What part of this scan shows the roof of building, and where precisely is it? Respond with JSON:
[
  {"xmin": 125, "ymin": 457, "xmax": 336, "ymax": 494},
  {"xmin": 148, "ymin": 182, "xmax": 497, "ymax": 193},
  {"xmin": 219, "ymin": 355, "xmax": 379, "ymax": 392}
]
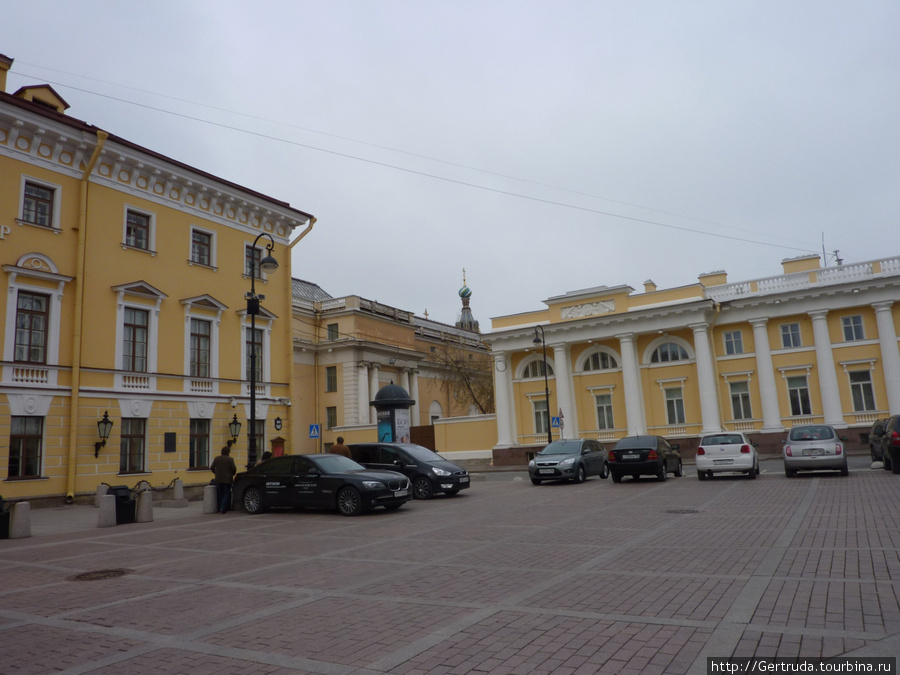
[{"xmin": 292, "ymin": 278, "xmax": 333, "ymax": 303}]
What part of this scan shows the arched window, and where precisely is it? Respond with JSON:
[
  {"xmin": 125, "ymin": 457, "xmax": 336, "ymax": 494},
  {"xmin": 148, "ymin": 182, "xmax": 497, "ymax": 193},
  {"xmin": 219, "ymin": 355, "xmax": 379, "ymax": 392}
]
[
  {"xmin": 583, "ymin": 351, "xmax": 618, "ymax": 372},
  {"xmin": 651, "ymin": 342, "xmax": 689, "ymax": 363},
  {"xmin": 522, "ymin": 360, "xmax": 553, "ymax": 378}
]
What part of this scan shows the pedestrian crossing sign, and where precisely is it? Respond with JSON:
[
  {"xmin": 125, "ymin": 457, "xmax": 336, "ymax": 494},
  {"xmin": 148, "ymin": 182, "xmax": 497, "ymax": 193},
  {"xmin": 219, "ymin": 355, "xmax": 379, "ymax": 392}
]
[{"xmin": 309, "ymin": 424, "xmax": 320, "ymax": 439}]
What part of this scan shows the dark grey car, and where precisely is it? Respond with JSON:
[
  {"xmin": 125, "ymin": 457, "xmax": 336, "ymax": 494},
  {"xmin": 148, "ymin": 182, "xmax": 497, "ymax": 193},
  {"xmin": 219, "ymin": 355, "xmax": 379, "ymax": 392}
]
[
  {"xmin": 349, "ymin": 442, "xmax": 470, "ymax": 499},
  {"xmin": 528, "ymin": 439, "xmax": 609, "ymax": 485},
  {"xmin": 879, "ymin": 415, "xmax": 900, "ymax": 474},
  {"xmin": 869, "ymin": 418, "xmax": 889, "ymax": 462},
  {"xmin": 608, "ymin": 435, "xmax": 682, "ymax": 482}
]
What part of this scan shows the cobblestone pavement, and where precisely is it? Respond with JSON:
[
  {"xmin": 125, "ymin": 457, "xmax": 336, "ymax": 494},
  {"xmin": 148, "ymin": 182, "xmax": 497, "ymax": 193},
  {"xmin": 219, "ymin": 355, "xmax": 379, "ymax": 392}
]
[{"xmin": 1, "ymin": 458, "xmax": 898, "ymax": 674}]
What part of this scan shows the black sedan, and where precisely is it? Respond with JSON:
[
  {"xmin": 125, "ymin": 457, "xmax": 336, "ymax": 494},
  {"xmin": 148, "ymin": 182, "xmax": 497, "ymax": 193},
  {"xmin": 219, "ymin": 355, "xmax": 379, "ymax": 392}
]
[
  {"xmin": 234, "ymin": 454, "xmax": 411, "ymax": 516},
  {"xmin": 608, "ymin": 435, "xmax": 682, "ymax": 482}
]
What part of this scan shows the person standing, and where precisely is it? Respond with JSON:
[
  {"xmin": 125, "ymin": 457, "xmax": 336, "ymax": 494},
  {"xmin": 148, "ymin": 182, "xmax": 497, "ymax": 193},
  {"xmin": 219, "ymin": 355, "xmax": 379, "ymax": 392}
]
[
  {"xmin": 330, "ymin": 436, "xmax": 351, "ymax": 458},
  {"xmin": 211, "ymin": 442, "xmax": 237, "ymax": 514}
]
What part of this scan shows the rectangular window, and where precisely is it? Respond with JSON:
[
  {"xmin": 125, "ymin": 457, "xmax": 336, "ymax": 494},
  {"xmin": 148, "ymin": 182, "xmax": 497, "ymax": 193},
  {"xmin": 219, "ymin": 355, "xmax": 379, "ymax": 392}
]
[
  {"xmin": 245, "ymin": 327, "xmax": 263, "ymax": 381},
  {"xmin": 665, "ymin": 388, "xmax": 686, "ymax": 425},
  {"xmin": 123, "ymin": 307, "xmax": 149, "ymax": 372},
  {"xmin": 23, "ymin": 181, "xmax": 54, "ymax": 227},
  {"xmin": 327, "ymin": 323, "xmax": 339, "ymax": 341},
  {"xmin": 120, "ymin": 418, "xmax": 146, "ymax": 473},
  {"xmin": 730, "ymin": 381, "xmax": 752, "ymax": 420},
  {"xmin": 326, "ymin": 406, "xmax": 337, "ymax": 430},
  {"xmin": 787, "ymin": 375, "xmax": 812, "ymax": 416},
  {"xmin": 724, "ymin": 330, "xmax": 743, "ymax": 355},
  {"xmin": 781, "ymin": 323, "xmax": 801, "ymax": 349},
  {"xmin": 326, "ymin": 366, "xmax": 337, "ymax": 392},
  {"xmin": 248, "ymin": 420, "xmax": 266, "ymax": 455},
  {"xmin": 14, "ymin": 291, "xmax": 49, "ymax": 364},
  {"xmin": 849, "ymin": 371, "xmax": 876, "ymax": 411},
  {"xmin": 594, "ymin": 394, "xmax": 614, "ymax": 430},
  {"xmin": 189, "ymin": 419, "xmax": 210, "ymax": 469},
  {"xmin": 191, "ymin": 230, "xmax": 212, "ymax": 266},
  {"xmin": 842, "ymin": 315, "xmax": 865, "ymax": 342},
  {"xmin": 8, "ymin": 416, "xmax": 43, "ymax": 478},
  {"xmin": 125, "ymin": 210, "xmax": 150, "ymax": 250},
  {"xmin": 533, "ymin": 399, "xmax": 549, "ymax": 435},
  {"xmin": 190, "ymin": 318, "xmax": 211, "ymax": 378},
  {"xmin": 245, "ymin": 245, "xmax": 261, "ymax": 277}
]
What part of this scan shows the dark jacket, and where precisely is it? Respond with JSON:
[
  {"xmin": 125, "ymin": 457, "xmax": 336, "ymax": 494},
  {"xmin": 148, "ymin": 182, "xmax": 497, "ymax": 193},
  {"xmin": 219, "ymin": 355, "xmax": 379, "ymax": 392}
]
[{"xmin": 211, "ymin": 454, "xmax": 237, "ymax": 484}]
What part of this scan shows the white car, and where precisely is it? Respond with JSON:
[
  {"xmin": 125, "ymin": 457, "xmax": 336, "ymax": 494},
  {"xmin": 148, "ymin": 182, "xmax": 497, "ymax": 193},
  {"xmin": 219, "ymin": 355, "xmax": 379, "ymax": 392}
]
[{"xmin": 696, "ymin": 432, "xmax": 759, "ymax": 480}]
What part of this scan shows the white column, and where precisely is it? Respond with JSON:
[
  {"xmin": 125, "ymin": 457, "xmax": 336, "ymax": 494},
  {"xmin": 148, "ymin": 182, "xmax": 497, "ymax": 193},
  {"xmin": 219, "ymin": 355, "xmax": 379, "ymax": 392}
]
[
  {"xmin": 368, "ymin": 364, "xmax": 380, "ymax": 424},
  {"xmin": 874, "ymin": 302, "xmax": 900, "ymax": 414},
  {"xmin": 357, "ymin": 363, "xmax": 369, "ymax": 424},
  {"xmin": 551, "ymin": 343, "xmax": 579, "ymax": 438},
  {"xmin": 689, "ymin": 323, "xmax": 722, "ymax": 434},
  {"xmin": 409, "ymin": 370, "xmax": 420, "ymax": 425},
  {"xmin": 399, "ymin": 369, "xmax": 410, "ymax": 394},
  {"xmin": 493, "ymin": 352, "xmax": 515, "ymax": 447},
  {"xmin": 750, "ymin": 318, "xmax": 784, "ymax": 432},
  {"xmin": 617, "ymin": 333, "xmax": 646, "ymax": 435},
  {"xmin": 809, "ymin": 310, "xmax": 845, "ymax": 427}
]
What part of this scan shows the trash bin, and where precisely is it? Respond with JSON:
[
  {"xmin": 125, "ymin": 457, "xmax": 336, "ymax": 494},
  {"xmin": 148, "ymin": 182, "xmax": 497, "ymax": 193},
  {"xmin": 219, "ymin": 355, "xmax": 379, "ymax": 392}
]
[
  {"xmin": 0, "ymin": 496, "xmax": 9, "ymax": 539},
  {"xmin": 107, "ymin": 485, "xmax": 136, "ymax": 525}
]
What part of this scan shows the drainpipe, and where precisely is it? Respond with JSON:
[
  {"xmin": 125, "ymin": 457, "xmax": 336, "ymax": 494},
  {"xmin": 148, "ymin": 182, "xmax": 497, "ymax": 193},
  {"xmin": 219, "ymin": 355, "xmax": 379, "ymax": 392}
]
[
  {"xmin": 65, "ymin": 130, "xmax": 108, "ymax": 503},
  {"xmin": 286, "ymin": 217, "xmax": 316, "ymax": 453}
]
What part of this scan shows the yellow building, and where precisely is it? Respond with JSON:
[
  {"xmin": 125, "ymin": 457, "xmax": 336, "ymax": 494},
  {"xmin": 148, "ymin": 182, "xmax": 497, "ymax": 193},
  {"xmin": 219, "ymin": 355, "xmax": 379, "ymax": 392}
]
[
  {"xmin": 486, "ymin": 254, "xmax": 900, "ymax": 463},
  {"xmin": 289, "ymin": 282, "xmax": 491, "ymax": 454},
  {"xmin": 1, "ymin": 57, "xmax": 313, "ymax": 502}
]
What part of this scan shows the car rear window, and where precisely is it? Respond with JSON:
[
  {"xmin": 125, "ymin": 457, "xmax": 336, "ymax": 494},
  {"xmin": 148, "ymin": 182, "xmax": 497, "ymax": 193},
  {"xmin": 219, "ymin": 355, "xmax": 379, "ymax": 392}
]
[
  {"xmin": 700, "ymin": 435, "xmax": 743, "ymax": 445},
  {"xmin": 789, "ymin": 426, "xmax": 835, "ymax": 441}
]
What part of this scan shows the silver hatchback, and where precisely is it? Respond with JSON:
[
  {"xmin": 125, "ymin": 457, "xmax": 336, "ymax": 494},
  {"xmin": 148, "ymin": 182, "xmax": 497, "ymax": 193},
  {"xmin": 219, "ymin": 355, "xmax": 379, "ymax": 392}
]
[{"xmin": 783, "ymin": 424, "xmax": 849, "ymax": 477}]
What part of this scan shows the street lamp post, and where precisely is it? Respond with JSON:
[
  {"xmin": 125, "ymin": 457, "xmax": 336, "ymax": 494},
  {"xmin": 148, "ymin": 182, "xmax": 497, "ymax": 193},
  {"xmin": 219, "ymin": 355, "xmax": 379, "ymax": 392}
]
[
  {"xmin": 246, "ymin": 232, "xmax": 278, "ymax": 469},
  {"xmin": 533, "ymin": 326, "xmax": 552, "ymax": 445}
]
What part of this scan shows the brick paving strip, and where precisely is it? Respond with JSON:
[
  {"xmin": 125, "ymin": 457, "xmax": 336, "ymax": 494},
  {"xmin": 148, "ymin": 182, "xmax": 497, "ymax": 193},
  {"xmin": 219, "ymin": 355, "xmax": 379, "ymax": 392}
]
[{"xmin": 2, "ymin": 463, "xmax": 899, "ymax": 674}]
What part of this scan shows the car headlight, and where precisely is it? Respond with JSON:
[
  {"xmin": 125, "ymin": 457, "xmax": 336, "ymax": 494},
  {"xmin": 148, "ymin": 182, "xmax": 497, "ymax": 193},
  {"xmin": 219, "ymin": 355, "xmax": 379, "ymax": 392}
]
[
  {"xmin": 361, "ymin": 481, "xmax": 384, "ymax": 489},
  {"xmin": 528, "ymin": 459, "xmax": 535, "ymax": 468},
  {"xmin": 559, "ymin": 457, "xmax": 575, "ymax": 466},
  {"xmin": 432, "ymin": 467, "xmax": 451, "ymax": 476}
]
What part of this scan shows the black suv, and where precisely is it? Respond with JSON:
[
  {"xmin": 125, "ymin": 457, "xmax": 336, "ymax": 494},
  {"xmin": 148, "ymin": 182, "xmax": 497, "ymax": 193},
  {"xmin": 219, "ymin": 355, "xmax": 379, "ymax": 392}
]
[
  {"xmin": 879, "ymin": 415, "xmax": 900, "ymax": 473},
  {"xmin": 869, "ymin": 418, "xmax": 889, "ymax": 461},
  {"xmin": 608, "ymin": 435, "xmax": 682, "ymax": 483},
  {"xmin": 349, "ymin": 442, "xmax": 470, "ymax": 499}
]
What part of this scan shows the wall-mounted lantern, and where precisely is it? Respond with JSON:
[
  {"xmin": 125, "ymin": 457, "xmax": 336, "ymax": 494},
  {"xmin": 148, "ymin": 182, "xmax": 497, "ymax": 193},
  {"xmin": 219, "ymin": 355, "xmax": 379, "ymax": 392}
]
[{"xmin": 94, "ymin": 410, "xmax": 114, "ymax": 458}]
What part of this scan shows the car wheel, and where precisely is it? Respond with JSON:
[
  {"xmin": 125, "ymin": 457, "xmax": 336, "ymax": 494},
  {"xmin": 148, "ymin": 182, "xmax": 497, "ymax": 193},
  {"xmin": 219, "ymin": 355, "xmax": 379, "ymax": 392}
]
[
  {"xmin": 657, "ymin": 464, "xmax": 668, "ymax": 481},
  {"xmin": 785, "ymin": 467, "xmax": 796, "ymax": 478},
  {"xmin": 530, "ymin": 477, "xmax": 542, "ymax": 485},
  {"xmin": 674, "ymin": 460, "xmax": 683, "ymax": 477},
  {"xmin": 892, "ymin": 449, "xmax": 900, "ymax": 475},
  {"xmin": 242, "ymin": 487, "xmax": 264, "ymax": 514},
  {"xmin": 599, "ymin": 462, "xmax": 609, "ymax": 479},
  {"xmin": 883, "ymin": 451, "xmax": 892, "ymax": 470},
  {"xmin": 337, "ymin": 486, "xmax": 363, "ymax": 516},
  {"xmin": 698, "ymin": 470, "xmax": 707, "ymax": 481},
  {"xmin": 611, "ymin": 473, "xmax": 622, "ymax": 483},
  {"xmin": 748, "ymin": 463, "xmax": 758, "ymax": 479},
  {"xmin": 841, "ymin": 464, "xmax": 849, "ymax": 477},
  {"xmin": 413, "ymin": 476, "xmax": 434, "ymax": 499},
  {"xmin": 574, "ymin": 465, "xmax": 586, "ymax": 484},
  {"xmin": 632, "ymin": 474, "xmax": 640, "ymax": 481}
]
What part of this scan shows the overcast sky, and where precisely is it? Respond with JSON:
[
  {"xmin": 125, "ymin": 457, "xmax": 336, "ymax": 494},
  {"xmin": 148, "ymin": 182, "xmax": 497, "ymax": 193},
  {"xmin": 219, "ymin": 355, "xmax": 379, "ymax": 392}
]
[{"xmin": 4, "ymin": 1, "xmax": 899, "ymax": 328}]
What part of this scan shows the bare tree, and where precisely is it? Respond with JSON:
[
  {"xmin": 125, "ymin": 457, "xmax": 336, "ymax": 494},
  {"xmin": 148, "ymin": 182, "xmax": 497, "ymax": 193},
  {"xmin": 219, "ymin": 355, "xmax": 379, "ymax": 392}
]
[{"xmin": 429, "ymin": 343, "xmax": 495, "ymax": 415}]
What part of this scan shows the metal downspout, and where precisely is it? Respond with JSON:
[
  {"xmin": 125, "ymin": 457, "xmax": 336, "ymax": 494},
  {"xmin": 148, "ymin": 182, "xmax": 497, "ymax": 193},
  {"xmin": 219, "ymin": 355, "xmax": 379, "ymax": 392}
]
[
  {"xmin": 286, "ymin": 217, "xmax": 315, "ymax": 452},
  {"xmin": 65, "ymin": 130, "xmax": 108, "ymax": 503}
]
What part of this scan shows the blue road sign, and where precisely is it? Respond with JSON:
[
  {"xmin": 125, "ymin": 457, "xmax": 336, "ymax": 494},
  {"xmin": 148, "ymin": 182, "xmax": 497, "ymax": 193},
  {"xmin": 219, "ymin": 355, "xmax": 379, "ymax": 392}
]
[
  {"xmin": 309, "ymin": 424, "xmax": 320, "ymax": 439},
  {"xmin": 551, "ymin": 417, "xmax": 561, "ymax": 428}
]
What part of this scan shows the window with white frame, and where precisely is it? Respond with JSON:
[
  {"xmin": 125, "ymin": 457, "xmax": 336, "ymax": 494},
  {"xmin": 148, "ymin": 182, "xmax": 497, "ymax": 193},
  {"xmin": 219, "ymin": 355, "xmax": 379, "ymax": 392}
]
[
  {"xmin": 533, "ymin": 399, "xmax": 549, "ymax": 435},
  {"xmin": 21, "ymin": 180, "xmax": 57, "ymax": 228},
  {"xmin": 123, "ymin": 307, "xmax": 149, "ymax": 372},
  {"xmin": 189, "ymin": 419, "xmax": 210, "ymax": 469},
  {"xmin": 849, "ymin": 371, "xmax": 876, "ymax": 411},
  {"xmin": 594, "ymin": 393, "xmax": 614, "ymax": 430},
  {"xmin": 190, "ymin": 228, "xmax": 214, "ymax": 267},
  {"xmin": 190, "ymin": 318, "xmax": 211, "ymax": 378},
  {"xmin": 841, "ymin": 315, "xmax": 865, "ymax": 342},
  {"xmin": 14, "ymin": 291, "xmax": 49, "ymax": 364},
  {"xmin": 651, "ymin": 342, "xmax": 689, "ymax": 363},
  {"xmin": 120, "ymin": 418, "xmax": 146, "ymax": 473},
  {"xmin": 124, "ymin": 208, "xmax": 153, "ymax": 251},
  {"xmin": 8, "ymin": 416, "xmax": 43, "ymax": 478},
  {"xmin": 730, "ymin": 381, "xmax": 752, "ymax": 420},
  {"xmin": 583, "ymin": 351, "xmax": 618, "ymax": 371},
  {"xmin": 787, "ymin": 375, "xmax": 812, "ymax": 416},
  {"xmin": 664, "ymin": 388, "xmax": 686, "ymax": 425},
  {"xmin": 522, "ymin": 360, "xmax": 553, "ymax": 378},
  {"xmin": 326, "ymin": 366, "xmax": 338, "ymax": 392},
  {"xmin": 780, "ymin": 323, "xmax": 801, "ymax": 349},
  {"xmin": 245, "ymin": 326, "xmax": 263, "ymax": 382},
  {"xmin": 724, "ymin": 330, "xmax": 744, "ymax": 355}
]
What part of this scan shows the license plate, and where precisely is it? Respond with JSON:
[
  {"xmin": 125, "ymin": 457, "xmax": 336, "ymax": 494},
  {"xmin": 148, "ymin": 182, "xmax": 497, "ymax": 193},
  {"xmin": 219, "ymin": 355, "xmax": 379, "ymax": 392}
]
[
  {"xmin": 621, "ymin": 454, "xmax": 639, "ymax": 460},
  {"xmin": 713, "ymin": 459, "xmax": 733, "ymax": 465},
  {"xmin": 459, "ymin": 476, "xmax": 469, "ymax": 483},
  {"xmin": 539, "ymin": 468, "xmax": 555, "ymax": 474},
  {"xmin": 803, "ymin": 448, "xmax": 825, "ymax": 456},
  {"xmin": 394, "ymin": 489, "xmax": 408, "ymax": 497}
]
